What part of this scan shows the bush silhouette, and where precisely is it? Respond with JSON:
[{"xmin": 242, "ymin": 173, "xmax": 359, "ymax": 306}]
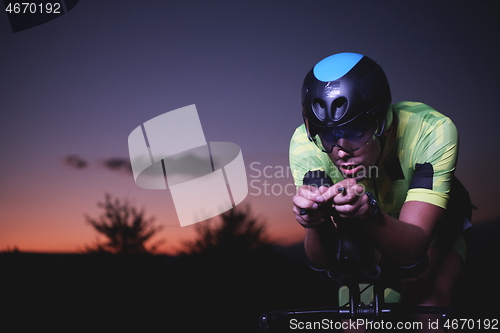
[
  {"xmin": 84, "ymin": 194, "xmax": 164, "ymax": 254},
  {"xmin": 182, "ymin": 205, "xmax": 270, "ymax": 257}
]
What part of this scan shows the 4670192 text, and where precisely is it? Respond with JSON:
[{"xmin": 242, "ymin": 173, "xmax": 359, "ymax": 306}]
[{"xmin": 443, "ymin": 318, "xmax": 498, "ymax": 330}]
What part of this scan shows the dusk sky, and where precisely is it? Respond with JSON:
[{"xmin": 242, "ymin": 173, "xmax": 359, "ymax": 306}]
[{"xmin": 1, "ymin": 0, "xmax": 499, "ymax": 254}]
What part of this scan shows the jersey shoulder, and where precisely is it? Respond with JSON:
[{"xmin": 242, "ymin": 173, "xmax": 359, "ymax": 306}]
[
  {"xmin": 393, "ymin": 101, "xmax": 457, "ymax": 131},
  {"xmin": 393, "ymin": 101, "xmax": 459, "ymax": 209}
]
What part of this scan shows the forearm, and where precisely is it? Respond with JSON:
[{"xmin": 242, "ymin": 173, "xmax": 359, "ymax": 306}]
[
  {"xmin": 365, "ymin": 212, "xmax": 431, "ymax": 265},
  {"xmin": 304, "ymin": 213, "xmax": 431, "ymax": 269},
  {"xmin": 304, "ymin": 227, "xmax": 327, "ymax": 268},
  {"xmin": 303, "ymin": 220, "xmax": 337, "ymax": 269}
]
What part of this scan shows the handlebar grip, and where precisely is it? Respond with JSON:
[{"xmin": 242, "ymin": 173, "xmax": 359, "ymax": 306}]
[{"xmin": 299, "ymin": 171, "xmax": 344, "ymax": 216}]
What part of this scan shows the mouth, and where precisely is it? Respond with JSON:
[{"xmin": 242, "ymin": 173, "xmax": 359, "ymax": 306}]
[{"xmin": 340, "ymin": 164, "xmax": 361, "ymax": 176}]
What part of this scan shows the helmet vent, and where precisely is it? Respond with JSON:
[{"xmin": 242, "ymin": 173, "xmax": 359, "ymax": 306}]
[
  {"xmin": 312, "ymin": 98, "xmax": 327, "ymax": 121},
  {"xmin": 331, "ymin": 97, "xmax": 348, "ymax": 121}
]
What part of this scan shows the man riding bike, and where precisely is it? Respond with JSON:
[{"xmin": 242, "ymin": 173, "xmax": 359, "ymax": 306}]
[{"xmin": 290, "ymin": 52, "xmax": 472, "ymax": 329}]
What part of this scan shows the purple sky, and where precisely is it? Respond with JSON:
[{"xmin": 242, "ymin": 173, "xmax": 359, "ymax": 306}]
[{"xmin": 1, "ymin": 0, "xmax": 498, "ymax": 253}]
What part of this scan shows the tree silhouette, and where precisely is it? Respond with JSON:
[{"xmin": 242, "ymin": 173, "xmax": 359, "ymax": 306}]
[
  {"xmin": 84, "ymin": 194, "xmax": 164, "ymax": 255},
  {"xmin": 182, "ymin": 205, "xmax": 270, "ymax": 257}
]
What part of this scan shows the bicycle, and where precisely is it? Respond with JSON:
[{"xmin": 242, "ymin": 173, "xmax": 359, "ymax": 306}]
[{"xmin": 259, "ymin": 171, "xmax": 456, "ymax": 332}]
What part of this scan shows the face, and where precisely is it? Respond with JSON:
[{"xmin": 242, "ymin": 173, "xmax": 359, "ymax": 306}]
[{"xmin": 327, "ymin": 137, "xmax": 381, "ymax": 182}]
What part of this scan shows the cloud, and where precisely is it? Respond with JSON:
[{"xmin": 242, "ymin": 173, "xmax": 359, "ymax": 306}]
[
  {"xmin": 65, "ymin": 154, "xmax": 220, "ymax": 178},
  {"xmin": 64, "ymin": 155, "xmax": 88, "ymax": 169},
  {"xmin": 102, "ymin": 158, "xmax": 133, "ymax": 174},
  {"xmin": 64, "ymin": 155, "xmax": 133, "ymax": 175}
]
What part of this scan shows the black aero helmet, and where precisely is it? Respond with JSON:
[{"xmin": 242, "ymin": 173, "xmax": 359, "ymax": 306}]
[{"xmin": 302, "ymin": 53, "xmax": 392, "ymax": 140}]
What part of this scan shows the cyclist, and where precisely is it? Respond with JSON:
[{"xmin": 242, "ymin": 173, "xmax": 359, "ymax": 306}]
[{"xmin": 290, "ymin": 53, "xmax": 472, "ymax": 326}]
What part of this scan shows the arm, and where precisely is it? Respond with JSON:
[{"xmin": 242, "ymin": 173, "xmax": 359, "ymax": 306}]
[
  {"xmin": 295, "ymin": 192, "xmax": 445, "ymax": 269},
  {"xmin": 292, "ymin": 185, "xmax": 335, "ymax": 269},
  {"xmin": 366, "ymin": 112, "xmax": 458, "ymax": 264},
  {"xmin": 364, "ymin": 200, "xmax": 445, "ymax": 265},
  {"xmin": 304, "ymin": 226, "xmax": 330, "ymax": 268},
  {"xmin": 313, "ymin": 179, "xmax": 446, "ymax": 266}
]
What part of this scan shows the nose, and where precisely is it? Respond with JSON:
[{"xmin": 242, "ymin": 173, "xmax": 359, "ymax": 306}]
[
  {"xmin": 336, "ymin": 146, "xmax": 352, "ymax": 159},
  {"xmin": 335, "ymin": 139, "xmax": 353, "ymax": 158}
]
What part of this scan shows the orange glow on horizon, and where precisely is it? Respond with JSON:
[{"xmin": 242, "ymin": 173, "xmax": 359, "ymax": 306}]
[{"xmin": 0, "ymin": 189, "xmax": 306, "ymax": 256}]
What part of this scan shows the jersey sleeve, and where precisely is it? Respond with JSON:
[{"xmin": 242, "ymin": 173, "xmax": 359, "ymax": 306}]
[
  {"xmin": 289, "ymin": 124, "xmax": 335, "ymax": 187},
  {"xmin": 404, "ymin": 112, "xmax": 459, "ymax": 209}
]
